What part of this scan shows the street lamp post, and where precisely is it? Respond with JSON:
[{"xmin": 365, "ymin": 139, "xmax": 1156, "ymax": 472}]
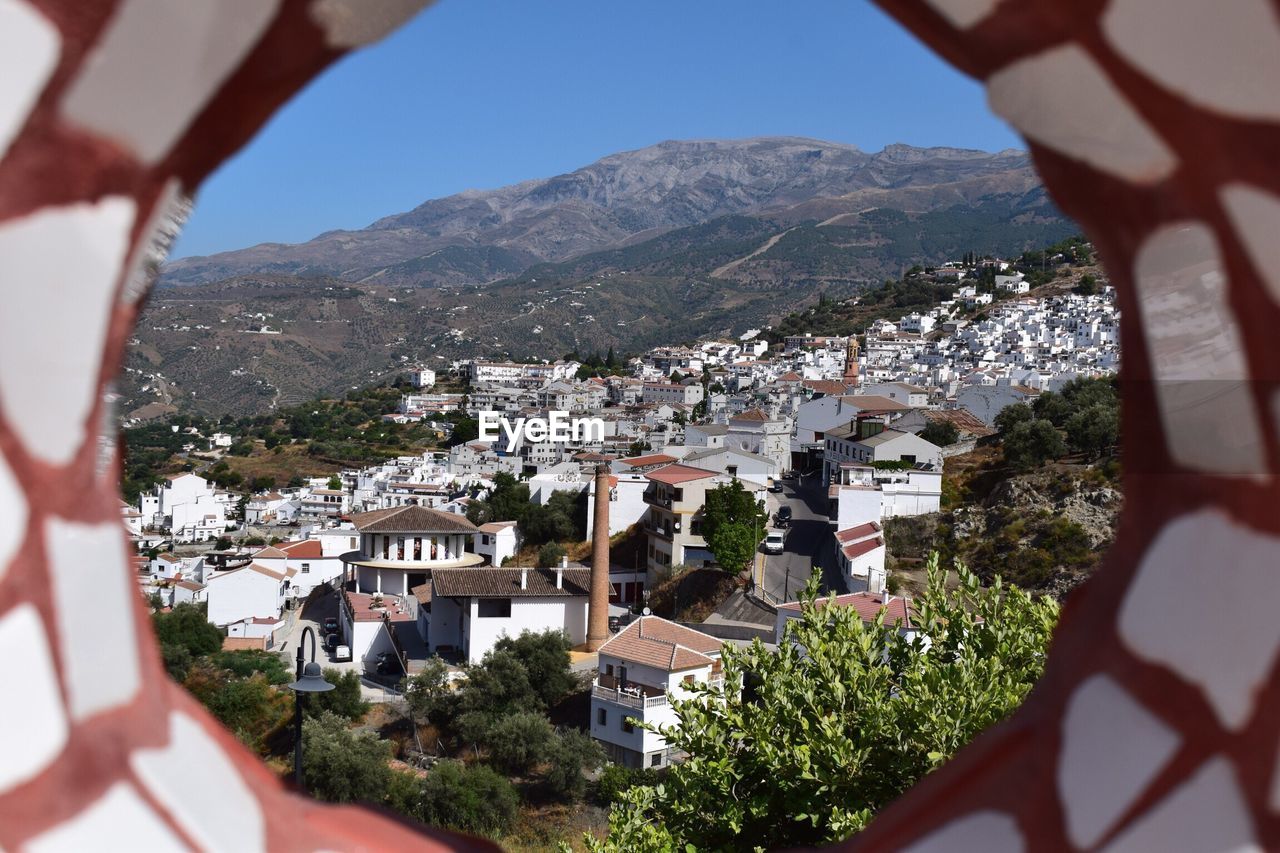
[{"xmin": 287, "ymin": 626, "xmax": 334, "ymax": 793}]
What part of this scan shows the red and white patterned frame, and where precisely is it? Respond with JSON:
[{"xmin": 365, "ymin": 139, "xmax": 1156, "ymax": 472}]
[{"xmin": 0, "ymin": 0, "xmax": 1275, "ymax": 850}]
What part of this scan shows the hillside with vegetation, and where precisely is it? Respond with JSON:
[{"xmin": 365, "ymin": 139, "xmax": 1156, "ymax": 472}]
[{"xmin": 885, "ymin": 377, "xmax": 1121, "ymax": 598}]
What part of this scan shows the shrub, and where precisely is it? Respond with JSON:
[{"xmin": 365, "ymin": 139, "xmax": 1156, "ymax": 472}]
[
  {"xmin": 301, "ymin": 711, "xmax": 391, "ymax": 803},
  {"xmin": 537, "ymin": 541, "xmax": 566, "ymax": 568},
  {"xmin": 483, "ymin": 711, "xmax": 555, "ymax": 775},
  {"xmin": 595, "ymin": 764, "xmax": 658, "ymax": 806},
  {"xmin": 304, "ymin": 668, "xmax": 368, "ymax": 721},
  {"xmin": 152, "ymin": 602, "xmax": 223, "ymax": 659},
  {"xmin": 417, "ymin": 762, "xmax": 520, "ymax": 836},
  {"xmin": 545, "ymin": 729, "xmax": 605, "ymax": 800}
]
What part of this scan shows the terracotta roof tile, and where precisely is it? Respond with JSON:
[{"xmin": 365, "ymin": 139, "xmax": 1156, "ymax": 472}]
[
  {"xmin": 835, "ymin": 522, "xmax": 882, "ymax": 543},
  {"xmin": 352, "ymin": 504, "xmax": 478, "ymax": 534},
  {"xmin": 777, "ymin": 591, "xmax": 912, "ymax": 628},
  {"xmin": 620, "ymin": 453, "xmax": 678, "ymax": 468},
  {"xmin": 841, "ymin": 536, "xmax": 884, "ymax": 560},
  {"xmin": 645, "ymin": 464, "xmax": 719, "ymax": 485},
  {"xmin": 598, "ymin": 616, "xmax": 722, "ymax": 672}
]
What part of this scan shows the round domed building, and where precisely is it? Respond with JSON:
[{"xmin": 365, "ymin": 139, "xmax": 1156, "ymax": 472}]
[{"xmin": 341, "ymin": 504, "xmax": 484, "ymax": 597}]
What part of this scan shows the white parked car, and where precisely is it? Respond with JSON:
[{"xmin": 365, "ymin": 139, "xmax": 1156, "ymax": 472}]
[{"xmin": 763, "ymin": 531, "xmax": 786, "ymax": 554}]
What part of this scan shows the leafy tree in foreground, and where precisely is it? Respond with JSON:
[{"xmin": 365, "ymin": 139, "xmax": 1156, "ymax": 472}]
[{"xmin": 590, "ymin": 555, "xmax": 1058, "ymax": 852}]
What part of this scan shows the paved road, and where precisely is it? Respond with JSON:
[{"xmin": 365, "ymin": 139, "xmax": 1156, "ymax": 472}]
[{"xmin": 759, "ymin": 474, "xmax": 845, "ymax": 604}]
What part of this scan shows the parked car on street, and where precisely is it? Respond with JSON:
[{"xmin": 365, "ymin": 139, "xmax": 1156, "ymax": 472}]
[
  {"xmin": 776, "ymin": 505, "xmax": 792, "ymax": 526},
  {"xmin": 763, "ymin": 530, "xmax": 786, "ymax": 554},
  {"xmin": 333, "ymin": 644, "xmax": 352, "ymax": 662},
  {"xmin": 324, "ymin": 632, "xmax": 338, "ymax": 652},
  {"xmin": 322, "ymin": 616, "xmax": 339, "ymax": 634},
  {"xmin": 768, "ymin": 481, "xmax": 783, "ymax": 493}
]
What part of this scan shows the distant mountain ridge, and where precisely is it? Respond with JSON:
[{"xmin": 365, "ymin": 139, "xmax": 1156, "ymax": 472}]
[
  {"xmin": 162, "ymin": 137, "xmax": 1036, "ymax": 287},
  {"xmin": 129, "ymin": 137, "xmax": 1074, "ymax": 419}
]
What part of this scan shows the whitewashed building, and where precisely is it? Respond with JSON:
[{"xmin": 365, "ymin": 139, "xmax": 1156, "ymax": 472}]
[{"xmin": 590, "ymin": 616, "xmax": 724, "ymax": 769}]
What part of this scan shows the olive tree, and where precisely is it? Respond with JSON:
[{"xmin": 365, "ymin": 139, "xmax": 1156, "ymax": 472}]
[{"xmin": 590, "ymin": 555, "xmax": 1059, "ymax": 852}]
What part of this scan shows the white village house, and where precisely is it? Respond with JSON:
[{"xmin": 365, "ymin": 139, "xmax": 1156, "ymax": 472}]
[
  {"xmin": 424, "ymin": 566, "xmax": 591, "ymax": 665},
  {"xmin": 590, "ymin": 616, "xmax": 724, "ymax": 769}
]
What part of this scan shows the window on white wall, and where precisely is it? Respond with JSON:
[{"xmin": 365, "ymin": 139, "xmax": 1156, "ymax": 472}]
[{"xmin": 477, "ymin": 598, "xmax": 512, "ymax": 618}]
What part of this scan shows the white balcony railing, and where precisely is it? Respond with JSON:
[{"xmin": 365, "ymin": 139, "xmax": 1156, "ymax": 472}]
[{"xmin": 592, "ymin": 681, "xmax": 670, "ymax": 710}]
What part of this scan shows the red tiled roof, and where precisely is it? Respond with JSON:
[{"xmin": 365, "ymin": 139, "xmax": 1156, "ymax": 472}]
[
  {"xmin": 838, "ymin": 394, "xmax": 910, "ymax": 412},
  {"xmin": 478, "ymin": 521, "xmax": 517, "ymax": 534},
  {"xmin": 620, "ymin": 453, "xmax": 678, "ymax": 468},
  {"xmin": 732, "ymin": 407, "xmax": 769, "ymax": 422},
  {"xmin": 645, "ymin": 464, "xmax": 719, "ymax": 486},
  {"xmin": 803, "ymin": 380, "xmax": 855, "ymax": 396},
  {"xmin": 835, "ymin": 521, "xmax": 882, "ymax": 543},
  {"xmin": 777, "ymin": 591, "xmax": 911, "ymax": 628},
  {"xmin": 351, "ymin": 504, "xmax": 478, "ymax": 534},
  {"xmin": 840, "ymin": 536, "xmax": 884, "ymax": 560},
  {"xmin": 598, "ymin": 616, "xmax": 722, "ymax": 671},
  {"xmin": 280, "ymin": 539, "xmax": 323, "ymax": 558}
]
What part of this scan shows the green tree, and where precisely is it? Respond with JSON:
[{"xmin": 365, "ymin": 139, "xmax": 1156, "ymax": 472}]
[
  {"xmin": 537, "ymin": 541, "xmax": 566, "ymax": 568},
  {"xmin": 402, "ymin": 657, "xmax": 454, "ymax": 723},
  {"xmin": 326, "ymin": 474, "xmax": 342, "ymax": 491},
  {"xmin": 706, "ymin": 520, "xmax": 758, "ymax": 573},
  {"xmin": 483, "ymin": 711, "xmax": 555, "ymax": 775},
  {"xmin": 993, "ymin": 402, "xmax": 1033, "ymax": 435},
  {"xmin": 491, "ymin": 629, "xmax": 577, "ymax": 709},
  {"xmin": 182, "ymin": 662, "xmax": 292, "ymax": 752},
  {"xmin": 1072, "ymin": 273, "xmax": 1099, "ymax": 295},
  {"xmin": 300, "ymin": 711, "xmax": 392, "ymax": 803},
  {"xmin": 591, "ymin": 556, "xmax": 1058, "ymax": 851},
  {"xmin": 1003, "ymin": 419, "xmax": 1067, "ymax": 470},
  {"xmin": 702, "ymin": 480, "xmax": 767, "ymax": 544},
  {"xmin": 457, "ymin": 649, "xmax": 537, "ymax": 719},
  {"xmin": 546, "ymin": 729, "xmax": 605, "ymax": 800},
  {"xmin": 152, "ymin": 602, "xmax": 223, "ymax": 659},
  {"xmin": 160, "ymin": 642, "xmax": 193, "ymax": 681},
  {"xmin": 303, "ymin": 668, "xmax": 369, "ymax": 721},
  {"xmin": 1065, "ymin": 403, "xmax": 1119, "ymax": 459},
  {"xmin": 595, "ymin": 764, "xmax": 658, "ymax": 806},
  {"xmin": 919, "ymin": 419, "xmax": 959, "ymax": 447},
  {"xmin": 414, "ymin": 761, "xmax": 519, "ymax": 836}
]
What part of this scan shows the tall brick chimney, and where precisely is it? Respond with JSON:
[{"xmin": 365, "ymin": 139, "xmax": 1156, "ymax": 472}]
[{"xmin": 587, "ymin": 463, "xmax": 611, "ymax": 651}]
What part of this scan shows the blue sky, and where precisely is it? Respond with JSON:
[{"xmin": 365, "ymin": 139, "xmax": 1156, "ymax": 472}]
[{"xmin": 171, "ymin": 0, "xmax": 1021, "ymax": 259}]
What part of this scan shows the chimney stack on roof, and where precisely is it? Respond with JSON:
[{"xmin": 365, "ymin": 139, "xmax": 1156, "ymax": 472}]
[
  {"xmin": 587, "ymin": 464, "xmax": 611, "ymax": 651},
  {"xmin": 520, "ymin": 567, "xmax": 527, "ymax": 590}
]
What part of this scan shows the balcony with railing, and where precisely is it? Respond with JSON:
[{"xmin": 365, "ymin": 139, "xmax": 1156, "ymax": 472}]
[
  {"xmin": 643, "ymin": 519, "xmax": 675, "ymax": 540},
  {"xmin": 592, "ymin": 673, "xmax": 670, "ymax": 710}
]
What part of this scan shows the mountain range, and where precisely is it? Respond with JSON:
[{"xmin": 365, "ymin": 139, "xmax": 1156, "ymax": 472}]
[{"xmin": 127, "ymin": 137, "xmax": 1073, "ymax": 418}]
